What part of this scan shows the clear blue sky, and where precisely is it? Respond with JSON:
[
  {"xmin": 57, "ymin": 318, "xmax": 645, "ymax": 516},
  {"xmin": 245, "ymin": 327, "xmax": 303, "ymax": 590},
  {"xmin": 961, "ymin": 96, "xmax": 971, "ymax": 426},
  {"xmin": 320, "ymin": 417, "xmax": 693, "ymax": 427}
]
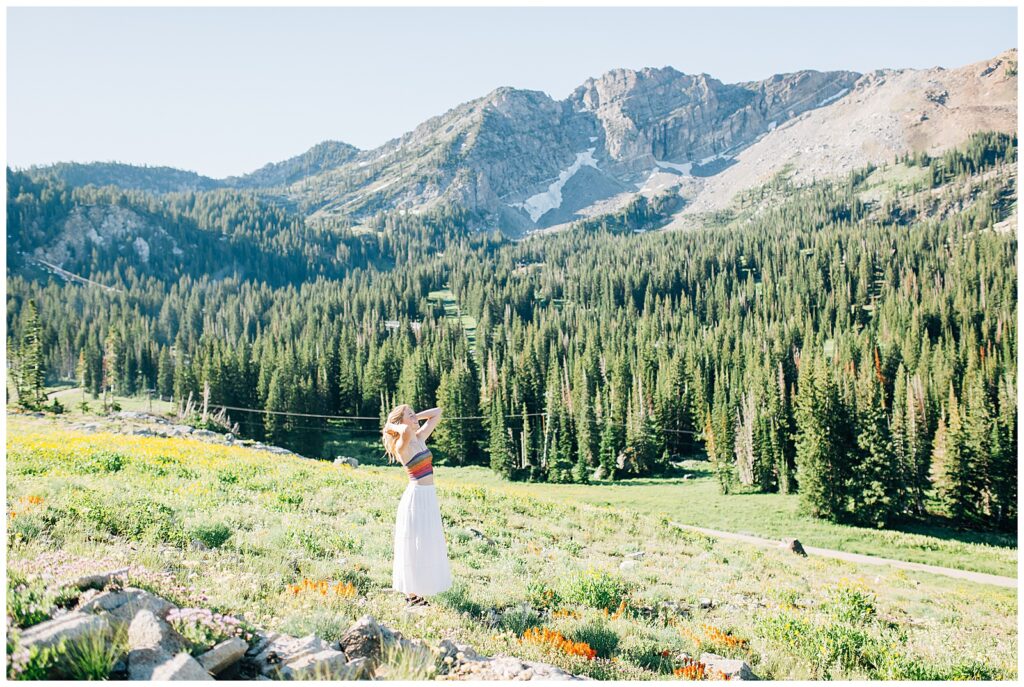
[{"xmin": 7, "ymin": 6, "xmax": 1017, "ymax": 178}]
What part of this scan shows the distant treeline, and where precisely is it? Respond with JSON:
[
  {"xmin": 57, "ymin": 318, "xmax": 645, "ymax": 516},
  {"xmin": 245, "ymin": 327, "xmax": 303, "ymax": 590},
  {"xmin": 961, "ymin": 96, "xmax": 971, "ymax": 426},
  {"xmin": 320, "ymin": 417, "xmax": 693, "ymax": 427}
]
[{"xmin": 6, "ymin": 131, "xmax": 1017, "ymax": 531}]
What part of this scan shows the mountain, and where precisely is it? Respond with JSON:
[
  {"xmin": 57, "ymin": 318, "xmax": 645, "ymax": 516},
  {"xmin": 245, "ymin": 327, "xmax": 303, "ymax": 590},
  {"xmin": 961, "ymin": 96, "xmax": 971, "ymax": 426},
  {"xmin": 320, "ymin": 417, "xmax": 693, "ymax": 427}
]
[
  {"xmin": 225, "ymin": 140, "xmax": 361, "ymax": 189},
  {"xmin": 23, "ymin": 161, "xmax": 224, "ymax": 194},
  {"xmin": 677, "ymin": 48, "xmax": 1019, "ymax": 218},
  {"xmin": 17, "ymin": 49, "xmax": 1015, "ymax": 233}
]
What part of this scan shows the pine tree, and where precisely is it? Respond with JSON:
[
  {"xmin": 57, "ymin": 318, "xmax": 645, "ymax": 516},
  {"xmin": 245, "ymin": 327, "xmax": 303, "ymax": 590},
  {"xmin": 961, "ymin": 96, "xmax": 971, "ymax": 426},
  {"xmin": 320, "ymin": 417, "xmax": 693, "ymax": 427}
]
[
  {"xmin": 20, "ymin": 299, "xmax": 45, "ymax": 407},
  {"xmin": 488, "ymin": 387, "xmax": 516, "ymax": 479},
  {"xmin": 852, "ymin": 367, "xmax": 900, "ymax": 527},
  {"xmin": 157, "ymin": 347, "xmax": 174, "ymax": 398}
]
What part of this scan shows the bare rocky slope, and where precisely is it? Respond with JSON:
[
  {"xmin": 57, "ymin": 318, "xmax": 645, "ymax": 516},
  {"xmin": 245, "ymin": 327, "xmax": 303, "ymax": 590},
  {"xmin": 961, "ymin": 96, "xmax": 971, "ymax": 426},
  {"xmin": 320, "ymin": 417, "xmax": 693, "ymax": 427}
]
[{"xmin": 674, "ymin": 48, "xmax": 1018, "ymax": 220}]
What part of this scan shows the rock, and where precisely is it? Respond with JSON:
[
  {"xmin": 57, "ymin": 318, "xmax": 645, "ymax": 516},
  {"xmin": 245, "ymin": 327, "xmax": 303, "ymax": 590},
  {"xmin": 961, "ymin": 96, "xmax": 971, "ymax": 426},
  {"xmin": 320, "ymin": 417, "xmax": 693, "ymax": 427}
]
[
  {"xmin": 19, "ymin": 612, "xmax": 111, "ymax": 653},
  {"xmin": 276, "ymin": 649, "xmax": 351, "ymax": 680},
  {"xmin": 699, "ymin": 598, "xmax": 713, "ymax": 610},
  {"xmin": 619, "ymin": 560, "xmax": 637, "ymax": 571},
  {"xmin": 78, "ymin": 587, "xmax": 176, "ymax": 624},
  {"xmin": 467, "ymin": 527, "xmax": 496, "ymax": 546},
  {"xmin": 780, "ymin": 538, "xmax": 807, "ymax": 556},
  {"xmin": 251, "ymin": 633, "xmax": 347, "ymax": 677},
  {"xmin": 127, "ymin": 609, "xmax": 189, "ymax": 655},
  {"xmin": 197, "ymin": 637, "xmax": 247, "ymax": 675},
  {"xmin": 136, "ymin": 651, "xmax": 214, "ymax": 681},
  {"xmin": 131, "ymin": 428, "xmax": 155, "ymax": 436},
  {"xmin": 625, "ymin": 551, "xmax": 645, "ymax": 559},
  {"xmin": 190, "ymin": 539, "xmax": 210, "ymax": 551},
  {"xmin": 334, "ymin": 456, "xmax": 359, "ymax": 468},
  {"xmin": 699, "ymin": 652, "xmax": 758, "ymax": 680},
  {"xmin": 339, "ymin": 615, "xmax": 401, "ymax": 666},
  {"xmin": 440, "ymin": 653, "xmax": 590, "ymax": 680},
  {"xmin": 192, "ymin": 429, "xmax": 218, "ymax": 438},
  {"xmin": 225, "ymin": 433, "xmax": 234, "ymax": 442},
  {"xmin": 590, "ymin": 466, "xmax": 607, "ymax": 480},
  {"xmin": 71, "ymin": 566, "xmax": 130, "ymax": 591}
]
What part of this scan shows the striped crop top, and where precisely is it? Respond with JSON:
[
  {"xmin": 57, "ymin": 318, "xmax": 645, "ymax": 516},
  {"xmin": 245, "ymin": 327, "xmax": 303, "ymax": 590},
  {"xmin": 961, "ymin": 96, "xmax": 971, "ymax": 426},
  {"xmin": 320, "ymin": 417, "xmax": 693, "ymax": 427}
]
[{"xmin": 404, "ymin": 448, "xmax": 434, "ymax": 482}]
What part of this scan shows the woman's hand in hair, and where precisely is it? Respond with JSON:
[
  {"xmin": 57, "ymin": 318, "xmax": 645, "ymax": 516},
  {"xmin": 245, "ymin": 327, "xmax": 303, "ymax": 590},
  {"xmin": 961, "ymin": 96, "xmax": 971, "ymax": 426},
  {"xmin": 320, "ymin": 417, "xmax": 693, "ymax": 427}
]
[{"xmin": 384, "ymin": 422, "xmax": 407, "ymax": 438}]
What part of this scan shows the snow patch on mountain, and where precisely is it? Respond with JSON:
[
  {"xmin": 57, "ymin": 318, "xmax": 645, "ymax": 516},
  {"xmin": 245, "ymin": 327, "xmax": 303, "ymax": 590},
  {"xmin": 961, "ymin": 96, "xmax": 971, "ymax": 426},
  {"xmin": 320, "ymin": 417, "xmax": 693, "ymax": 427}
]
[
  {"xmin": 818, "ymin": 88, "xmax": 849, "ymax": 107},
  {"xmin": 515, "ymin": 148, "xmax": 599, "ymax": 222},
  {"xmin": 654, "ymin": 159, "xmax": 693, "ymax": 175}
]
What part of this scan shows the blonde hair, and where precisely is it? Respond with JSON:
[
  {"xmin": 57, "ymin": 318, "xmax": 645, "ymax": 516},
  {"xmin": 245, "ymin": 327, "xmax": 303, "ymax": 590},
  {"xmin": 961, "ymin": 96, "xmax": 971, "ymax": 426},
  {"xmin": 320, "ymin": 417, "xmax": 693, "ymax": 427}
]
[{"xmin": 382, "ymin": 404, "xmax": 412, "ymax": 464}]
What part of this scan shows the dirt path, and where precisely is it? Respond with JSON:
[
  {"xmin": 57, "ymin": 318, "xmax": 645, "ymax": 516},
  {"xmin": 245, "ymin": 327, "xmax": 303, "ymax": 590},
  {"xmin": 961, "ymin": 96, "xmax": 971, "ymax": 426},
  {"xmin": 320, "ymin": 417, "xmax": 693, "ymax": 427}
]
[{"xmin": 669, "ymin": 522, "xmax": 1017, "ymax": 589}]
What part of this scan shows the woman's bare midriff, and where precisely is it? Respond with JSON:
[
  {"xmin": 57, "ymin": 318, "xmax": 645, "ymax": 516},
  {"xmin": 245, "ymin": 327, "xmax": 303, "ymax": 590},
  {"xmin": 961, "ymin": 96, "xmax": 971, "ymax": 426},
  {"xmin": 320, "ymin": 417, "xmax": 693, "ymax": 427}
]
[{"xmin": 400, "ymin": 443, "xmax": 434, "ymax": 485}]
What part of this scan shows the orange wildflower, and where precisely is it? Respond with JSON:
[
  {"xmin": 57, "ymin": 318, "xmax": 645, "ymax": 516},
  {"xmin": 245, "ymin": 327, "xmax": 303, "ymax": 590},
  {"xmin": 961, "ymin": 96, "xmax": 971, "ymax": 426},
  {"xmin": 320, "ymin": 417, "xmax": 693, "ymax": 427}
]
[{"xmin": 521, "ymin": 627, "xmax": 596, "ymax": 660}]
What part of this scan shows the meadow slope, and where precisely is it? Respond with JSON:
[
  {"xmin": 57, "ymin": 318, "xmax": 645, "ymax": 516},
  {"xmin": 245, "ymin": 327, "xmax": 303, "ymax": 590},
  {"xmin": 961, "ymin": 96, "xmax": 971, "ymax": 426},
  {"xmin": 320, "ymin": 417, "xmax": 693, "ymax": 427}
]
[{"xmin": 5, "ymin": 415, "xmax": 1018, "ymax": 680}]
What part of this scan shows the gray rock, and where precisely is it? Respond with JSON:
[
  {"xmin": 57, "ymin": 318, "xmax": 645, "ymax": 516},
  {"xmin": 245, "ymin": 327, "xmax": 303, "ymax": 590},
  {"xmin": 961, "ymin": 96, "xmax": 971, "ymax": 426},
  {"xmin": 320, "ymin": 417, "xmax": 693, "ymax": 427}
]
[
  {"xmin": 619, "ymin": 560, "xmax": 638, "ymax": 571},
  {"xmin": 781, "ymin": 538, "xmax": 807, "ymax": 556},
  {"xmin": 19, "ymin": 612, "xmax": 111, "ymax": 653},
  {"xmin": 191, "ymin": 429, "xmax": 218, "ymax": 438},
  {"xmin": 699, "ymin": 652, "xmax": 758, "ymax": 680},
  {"xmin": 71, "ymin": 566, "xmax": 130, "ymax": 591},
  {"xmin": 197, "ymin": 637, "xmax": 247, "ymax": 675},
  {"xmin": 275, "ymin": 649, "xmax": 350, "ymax": 679},
  {"xmin": 442, "ymin": 653, "xmax": 590, "ymax": 680},
  {"xmin": 127, "ymin": 609, "xmax": 189, "ymax": 655},
  {"xmin": 136, "ymin": 651, "xmax": 214, "ymax": 681},
  {"xmin": 252, "ymin": 633, "xmax": 345, "ymax": 677},
  {"xmin": 79, "ymin": 587, "xmax": 176, "ymax": 624}
]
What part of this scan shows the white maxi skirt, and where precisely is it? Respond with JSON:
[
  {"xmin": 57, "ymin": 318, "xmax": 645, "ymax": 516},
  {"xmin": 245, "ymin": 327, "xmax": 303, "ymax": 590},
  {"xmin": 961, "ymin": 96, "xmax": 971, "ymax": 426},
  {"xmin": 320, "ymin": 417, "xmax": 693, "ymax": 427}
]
[{"xmin": 392, "ymin": 482, "xmax": 452, "ymax": 596}]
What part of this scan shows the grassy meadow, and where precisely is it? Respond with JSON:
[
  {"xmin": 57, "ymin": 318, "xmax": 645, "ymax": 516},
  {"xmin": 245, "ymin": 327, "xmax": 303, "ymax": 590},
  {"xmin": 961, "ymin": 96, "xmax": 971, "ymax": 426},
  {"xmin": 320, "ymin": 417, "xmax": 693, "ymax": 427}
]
[{"xmin": 5, "ymin": 414, "xmax": 1017, "ymax": 680}]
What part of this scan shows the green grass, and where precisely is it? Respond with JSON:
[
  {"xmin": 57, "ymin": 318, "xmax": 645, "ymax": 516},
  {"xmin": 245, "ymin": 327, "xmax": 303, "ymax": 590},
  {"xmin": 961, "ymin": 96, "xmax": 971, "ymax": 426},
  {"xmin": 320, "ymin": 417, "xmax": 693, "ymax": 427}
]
[
  {"xmin": 44, "ymin": 386, "xmax": 175, "ymax": 417},
  {"xmin": 430, "ymin": 465, "xmax": 1017, "ymax": 579},
  {"xmin": 5, "ymin": 414, "xmax": 1016, "ymax": 681}
]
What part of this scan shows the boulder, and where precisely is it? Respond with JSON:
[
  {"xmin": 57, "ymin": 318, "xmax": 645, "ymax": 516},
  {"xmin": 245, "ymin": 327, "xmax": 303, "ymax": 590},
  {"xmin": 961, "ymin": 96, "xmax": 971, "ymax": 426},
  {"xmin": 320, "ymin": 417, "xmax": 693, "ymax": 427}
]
[
  {"xmin": 127, "ymin": 609, "xmax": 189, "ymax": 655},
  {"xmin": 440, "ymin": 653, "xmax": 590, "ymax": 680},
  {"xmin": 619, "ymin": 560, "xmax": 638, "ymax": 571},
  {"xmin": 699, "ymin": 652, "xmax": 758, "ymax": 680},
  {"xmin": 71, "ymin": 566, "xmax": 130, "ymax": 591},
  {"xmin": 192, "ymin": 429, "xmax": 218, "ymax": 438},
  {"xmin": 78, "ymin": 587, "xmax": 176, "ymax": 624},
  {"xmin": 19, "ymin": 612, "xmax": 111, "ymax": 653},
  {"xmin": 591, "ymin": 466, "xmax": 607, "ymax": 480},
  {"xmin": 251, "ymin": 633, "xmax": 348, "ymax": 678},
  {"xmin": 141, "ymin": 651, "xmax": 214, "ymax": 681},
  {"xmin": 339, "ymin": 615, "xmax": 398, "ymax": 665},
  {"xmin": 781, "ymin": 538, "xmax": 807, "ymax": 556},
  {"xmin": 197, "ymin": 637, "xmax": 247, "ymax": 675}
]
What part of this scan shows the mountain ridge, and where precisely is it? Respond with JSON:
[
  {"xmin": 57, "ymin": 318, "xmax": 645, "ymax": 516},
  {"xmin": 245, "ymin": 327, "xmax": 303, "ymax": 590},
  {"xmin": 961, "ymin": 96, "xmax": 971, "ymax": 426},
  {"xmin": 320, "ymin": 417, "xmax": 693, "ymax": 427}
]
[{"xmin": 17, "ymin": 49, "xmax": 1016, "ymax": 233}]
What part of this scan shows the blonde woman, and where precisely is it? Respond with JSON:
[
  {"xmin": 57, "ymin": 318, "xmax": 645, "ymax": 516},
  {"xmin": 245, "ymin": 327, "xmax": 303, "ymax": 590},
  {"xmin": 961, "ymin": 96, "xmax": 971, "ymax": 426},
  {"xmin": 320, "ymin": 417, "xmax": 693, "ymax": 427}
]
[{"xmin": 382, "ymin": 404, "xmax": 452, "ymax": 607}]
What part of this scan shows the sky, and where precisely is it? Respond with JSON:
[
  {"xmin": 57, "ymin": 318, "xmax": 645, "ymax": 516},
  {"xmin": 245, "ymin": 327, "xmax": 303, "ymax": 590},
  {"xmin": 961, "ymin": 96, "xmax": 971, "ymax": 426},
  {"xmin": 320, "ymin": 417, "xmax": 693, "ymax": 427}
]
[{"xmin": 6, "ymin": 6, "xmax": 1018, "ymax": 178}]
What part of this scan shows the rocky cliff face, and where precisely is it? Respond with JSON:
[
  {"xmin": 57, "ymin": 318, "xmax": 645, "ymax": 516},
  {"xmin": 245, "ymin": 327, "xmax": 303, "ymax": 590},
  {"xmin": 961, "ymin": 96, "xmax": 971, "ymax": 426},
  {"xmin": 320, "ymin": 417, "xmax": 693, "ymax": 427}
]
[
  {"xmin": 23, "ymin": 50, "xmax": 1014, "ymax": 234},
  {"xmin": 277, "ymin": 65, "xmax": 858, "ymax": 231}
]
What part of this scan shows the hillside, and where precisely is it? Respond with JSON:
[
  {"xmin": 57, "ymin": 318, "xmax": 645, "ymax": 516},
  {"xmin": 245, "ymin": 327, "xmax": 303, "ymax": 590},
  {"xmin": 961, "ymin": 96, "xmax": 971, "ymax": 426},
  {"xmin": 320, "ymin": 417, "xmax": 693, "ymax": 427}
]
[
  {"xmin": 5, "ymin": 413, "xmax": 1017, "ymax": 680},
  {"xmin": 677, "ymin": 48, "xmax": 1018, "ymax": 218}
]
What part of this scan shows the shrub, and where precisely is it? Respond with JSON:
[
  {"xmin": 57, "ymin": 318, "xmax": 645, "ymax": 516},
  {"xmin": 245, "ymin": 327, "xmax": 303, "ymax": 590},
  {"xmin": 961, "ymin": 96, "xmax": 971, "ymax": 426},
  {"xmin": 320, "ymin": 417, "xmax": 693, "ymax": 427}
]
[
  {"xmin": 190, "ymin": 522, "xmax": 232, "ymax": 549},
  {"xmin": 560, "ymin": 567, "xmax": 631, "ymax": 611},
  {"xmin": 435, "ymin": 580, "xmax": 483, "ymax": 618},
  {"xmin": 525, "ymin": 579, "xmax": 561, "ymax": 610},
  {"xmin": 496, "ymin": 604, "xmax": 541, "ymax": 635},
  {"xmin": 825, "ymin": 582, "xmax": 876, "ymax": 625},
  {"xmin": 566, "ymin": 617, "xmax": 619, "ymax": 658},
  {"xmin": 166, "ymin": 608, "xmax": 254, "ymax": 655},
  {"xmin": 617, "ymin": 638, "xmax": 674, "ymax": 673},
  {"xmin": 7, "ymin": 575, "xmax": 78, "ymax": 628}
]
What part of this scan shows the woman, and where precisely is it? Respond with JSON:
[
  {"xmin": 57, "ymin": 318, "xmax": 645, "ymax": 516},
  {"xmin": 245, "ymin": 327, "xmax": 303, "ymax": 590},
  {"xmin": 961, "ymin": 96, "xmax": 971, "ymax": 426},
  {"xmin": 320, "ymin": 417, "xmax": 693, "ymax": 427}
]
[{"xmin": 382, "ymin": 404, "xmax": 452, "ymax": 607}]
